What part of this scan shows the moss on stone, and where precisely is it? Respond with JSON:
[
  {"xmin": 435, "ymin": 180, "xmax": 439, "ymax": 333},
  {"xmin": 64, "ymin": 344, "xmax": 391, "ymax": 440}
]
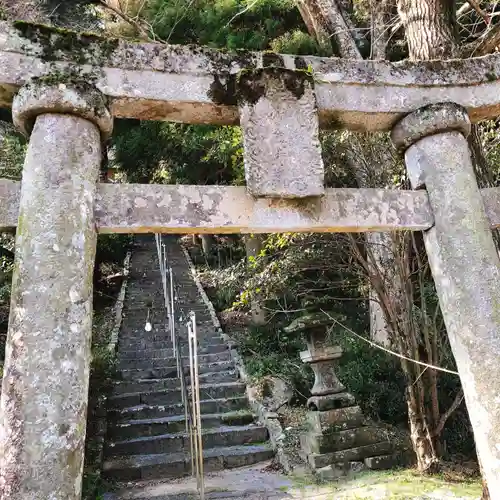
[
  {"xmin": 284, "ymin": 312, "xmax": 334, "ymax": 333},
  {"xmin": 30, "ymin": 69, "xmax": 94, "ymax": 87},
  {"xmin": 294, "ymin": 56, "xmax": 308, "ymax": 70},
  {"xmin": 208, "ymin": 74, "xmax": 238, "ymax": 107},
  {"xmin": 235, "ymin": 69, "xmax": 267, "ymax": 105},
  {"xmin": 234, "ymin": 67, "xmax": 314, "ymax": 106},
  {"xmin": 221, "ymin": 411, "xmax": 255, "ymax": 426},
  {"xmin": 486, "ymin": 70, "xmax": 497, "ymax": 82},
  {"xmin": 262, "ymin": 51, "xmax": 285, "ymax": 68},
  {"xmin": 13, "ymin": 21, "xmax": 119, "ymax": 65}
]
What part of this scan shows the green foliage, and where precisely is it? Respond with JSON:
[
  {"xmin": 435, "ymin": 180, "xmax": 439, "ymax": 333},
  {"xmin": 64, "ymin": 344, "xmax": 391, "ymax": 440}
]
[
  {"xmin": 335, "ymin": 330, "xmax": 408, "ymax": 424},
  {"xmin": 270, "ymin": 29, "xmax": 321, "ymax": 55},
  {"xmin": 200, "ymin": 260, "xmax": 246, "ymax": 310},
  {"xmin": 81, "ymin": 306, "xmax": 118, "ymax": 500},
  {"xmin": 111, "ymin": 0, "xmax": 320, "ymax": 187},
  {"xmin": 89, "ymin": 308, "xmax": 117, "ymax": 388},
  {"xmin": 0, "ymin": 124, "xmax": 26, "ymax": 180},
  {"xmin": 112, "ymin": 121, "xmax": 244, "ymax": 185},
  {"xmin": 95, "ymin": 234, "xmax": 132, "ymax": 267},
  {"xmin": 145, "ymin": 0, "xmax": 304, "ymax": 50},
  {"xmin": 0, "ymin": 233, "xmax": 15, "ymax": 366},
  {"xmin": 237, "ymin": 323, "xmax": 312, "ymax": 400}
]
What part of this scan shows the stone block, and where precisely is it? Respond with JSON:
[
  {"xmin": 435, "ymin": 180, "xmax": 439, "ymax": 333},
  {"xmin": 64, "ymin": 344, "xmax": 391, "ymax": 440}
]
[
  {"xmin": 307, "ymin": 406, "xmax": 365, "ymax": 434},
  {"xmin": 143, "ymin": 460, "xmax": 187, "ymax": 479},
  {"xmin": 237, "ymin": 68, "xmax": 324, "ymax": 198},
  {"xmin": 316, "ymin": 461, "xmax": 366, "ymax": 481},
  {"xmin": 199, "ymin": 454, "xmax": 224, "ymax": 473},
  {"xmin": 304, "ymin": 426, "xmax": 388, "ymax": 454},
  {"xmin": 307, "ymin": 392, "xmax": 356, "ymax": 411},
  {"xmin": 364, "ymin": 450, "xmax": 416, "ymax": 470},
  {"xmin": 308, "ymin": 441, "xmax": 394, "ymax": 469}
]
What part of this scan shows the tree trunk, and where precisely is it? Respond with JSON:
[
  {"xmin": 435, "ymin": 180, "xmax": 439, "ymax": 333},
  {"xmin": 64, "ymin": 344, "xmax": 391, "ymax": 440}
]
[
  {"xmin": 200, "ymin": 234, "xmax": 214, "ymax": 255},
  {"xmin": 298, "ymin": 0, "xmax": 362, "ymax": 58},
  {"xmin": 396, "ymin": 0, "xmax": 458, "ymax": 59},
  {"xmin": 366, "ymin": 232, "xmax": 396, "ymax": 347},
  {"xmin": 296, "ymin": 1, "xmax": 333, "ymax": 55},
  {"xmin": 245, "ymin": 234, "xmax": 266, "ymax": 326},
  {"xmin": 407, "ymin": 385, "xmax": 439, "ymax": 471},
  {"xmin": 371, "ymin": 0, "xmax": 391, "ymax": 59}
]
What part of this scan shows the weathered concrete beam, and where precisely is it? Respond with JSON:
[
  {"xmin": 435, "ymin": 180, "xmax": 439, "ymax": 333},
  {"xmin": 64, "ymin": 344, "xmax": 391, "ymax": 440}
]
[
  {"xmin": 2, "ymin": 22, "xmax": 500, "ymax": 131},
  {"xmin": 1, "ymin": 181, "xmax": 433, "ymax": 232},
  {"xmin": 4, "ymin": 180, "xmax": 500, "ymax": 233},
  {"xmin": 3, "ymin": 180, "xmax": 500, "ymax": 232}
]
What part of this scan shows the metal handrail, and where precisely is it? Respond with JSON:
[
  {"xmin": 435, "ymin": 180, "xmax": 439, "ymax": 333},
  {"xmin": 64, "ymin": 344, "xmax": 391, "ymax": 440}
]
[{"xmin": 154, "ymin": 234, "xmax": 205, "ymax": 499}]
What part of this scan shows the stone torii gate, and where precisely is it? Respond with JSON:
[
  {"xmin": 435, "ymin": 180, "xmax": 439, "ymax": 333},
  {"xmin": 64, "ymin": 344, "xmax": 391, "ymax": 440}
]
[{"xmin": 1, "ymin": 20, "xmax": 500, "ymax": 499}]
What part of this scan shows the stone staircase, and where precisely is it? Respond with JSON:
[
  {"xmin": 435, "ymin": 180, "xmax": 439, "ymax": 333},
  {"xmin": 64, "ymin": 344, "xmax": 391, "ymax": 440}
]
[{"xmin": 103, "ymin": 235, "xmax": 274, "ymax": 482}]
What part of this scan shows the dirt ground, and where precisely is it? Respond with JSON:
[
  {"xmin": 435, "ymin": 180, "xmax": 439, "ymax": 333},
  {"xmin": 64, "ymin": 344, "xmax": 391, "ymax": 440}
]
[{"xmin": 105, "ymin": 461, "xmax": 482, "ymax": 499}]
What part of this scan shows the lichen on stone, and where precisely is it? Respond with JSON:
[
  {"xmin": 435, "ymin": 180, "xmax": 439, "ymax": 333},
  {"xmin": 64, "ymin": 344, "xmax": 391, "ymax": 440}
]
[
  {"xmin": 284, "ymin": 312, "xmax": 334, "ymax": 333},
  {"xmin": 262, "ymin": 51, "xmax": 285, "ymax": 68},
  {"xmin": 13, "ymin": 21, "xmax": 119, "ymax": 65},
  {"xmin": 235, "ymin": 67, "xmax": 314, "ymax": 106}
]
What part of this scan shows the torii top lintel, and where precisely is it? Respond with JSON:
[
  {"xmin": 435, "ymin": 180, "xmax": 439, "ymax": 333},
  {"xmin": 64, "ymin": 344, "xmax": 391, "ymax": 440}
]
[{"xmin": 1, "ymin": 21, "xmax": 500, "ymax": 132}]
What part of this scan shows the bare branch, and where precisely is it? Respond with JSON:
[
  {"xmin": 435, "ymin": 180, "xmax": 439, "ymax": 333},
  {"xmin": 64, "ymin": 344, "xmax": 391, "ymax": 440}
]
[
  {"xmin": 467, "ymin": 21, "xmax": 500, "ymax": 55},
  {"xmin": 98, "ymin": 0, "xmax": 156, "ymax": 42},
  {"xmin": 297, "ymin": 0, "xmax": 362, "ymax": 59},
  {"xmin": 432, "ymin": 389, "xmax": 465, "ymax": 437},
  {"xmin": 467, "ymin": 0, "xmax": 491, "ymax": 24},
  {"xmin": 224, "ymin": 0, "xmax": 260, "ymax": 28},
  {"xmin": 321, "ymin": 309, "xmax": 460, "ymax": 375}
]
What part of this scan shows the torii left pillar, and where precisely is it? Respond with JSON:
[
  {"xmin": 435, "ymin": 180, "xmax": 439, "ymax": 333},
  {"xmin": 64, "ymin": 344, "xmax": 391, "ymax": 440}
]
[{"xmin": 0, "ymin": 82, "xmax": 112, "ymax": 500}]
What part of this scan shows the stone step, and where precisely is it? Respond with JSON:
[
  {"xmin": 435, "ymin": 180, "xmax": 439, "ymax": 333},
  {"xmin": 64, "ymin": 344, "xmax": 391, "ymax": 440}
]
[
  {"xmin": 108, "ymin": 382, "xmax": 247, "ymax": 409},
  {"xmin": 307, "ymin": 441, "xmax": 395, "ymax": 469},
  {"xmin": 118, "ymin": 343, "xmax": 228, "ymax": 360},
  {"xmin": 107, "ymin": 396, "xmax": 249, "ymax": 422},
  {"xmin": 103, "ymin": 489, "xmax": 279, "ymax": 500},
  {"xmin": 304, "ymin": 426, "xmax": 388, "ymax": 455},
  {"xmin": 118, "ymin": 337, "xmax": 223, "ymax": 351},
  {"xmin": 117, "ymin": 327, "xmax": 218, "ymax": 341},
  {"xmin": 364, "ymin": 449, "xmax": 415, "ymax": 470},
  {"xmin": 103, "ymin": 443, "xmax": 275, "ymax": 481},
  {"xmin": 105, "ymin": 424, "xmax": 269, "ymax": 457},
  {"xmin": 119, "ymin": 361, "xmax": 236, "ymax": 381},
  {"xmin": 125, "ymin": 318, "xmax": 209, "ymax": 328},
  {"xmin": 118, "ymin": 351, "xmax": 232, "ymax": 370},
  {"xmin": 119, "ymin": 323, "xmax": 217, "ymax": 337},
  {"xmin": 112, "ymin": 370, "xmax": 238, "ymax": 394},
  {"xmin": 108, "ymin": 411, "xmax": 256, "ymax": 439}
]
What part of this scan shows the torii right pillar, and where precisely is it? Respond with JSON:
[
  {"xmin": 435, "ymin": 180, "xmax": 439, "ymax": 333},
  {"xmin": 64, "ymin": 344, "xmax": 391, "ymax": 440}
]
[{"xmin": 391, "ymin": 103, "xmax": 500, "ymax": 495}]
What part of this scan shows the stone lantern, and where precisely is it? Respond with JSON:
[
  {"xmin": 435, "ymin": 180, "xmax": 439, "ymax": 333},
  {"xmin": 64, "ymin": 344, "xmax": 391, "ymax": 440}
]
[
  {"xmin": 285, "ymin": 313, "xmax": 348, "ymax": 407},
  {"xmin": 284, "ymin": 312, "xmax": 412, "ymax": 479}
]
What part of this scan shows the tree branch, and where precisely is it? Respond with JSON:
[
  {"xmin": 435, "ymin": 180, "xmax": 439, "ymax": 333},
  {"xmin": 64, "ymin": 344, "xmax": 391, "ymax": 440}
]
[
  {"xmin": 393, "ymin": 1, "xmax": 490, "ymax": 38},
  {"xmin": 98, "ymin": 0, "xmax": 155, "ymax": 42},
  {"xmin": 297, "ymin": 0, "xmax": 362, "ymax": 59},
  {"xmin": 296, "ymin": 1, "xmax": 333, "ymax": 55},
  {"xmin": 432, "ymin": 388, "xmax": 464, "ymax": 438},
  {"xmin": 466, "ymin": 21, "xmax": 500, "ymax": 56},
  {"xmin": 371, "ymin": 0, "xmax": 391, "ymax": 59},
  {"xmin": 467, "ymin": 0, "xmax": 491, "ymax": 24}
]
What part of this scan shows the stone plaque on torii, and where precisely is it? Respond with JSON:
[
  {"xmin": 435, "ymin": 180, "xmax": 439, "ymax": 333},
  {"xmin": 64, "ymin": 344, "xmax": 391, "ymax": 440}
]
[{"xmin": 1, "ymin": 21, "xmax": 500, "ymax": 499}]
